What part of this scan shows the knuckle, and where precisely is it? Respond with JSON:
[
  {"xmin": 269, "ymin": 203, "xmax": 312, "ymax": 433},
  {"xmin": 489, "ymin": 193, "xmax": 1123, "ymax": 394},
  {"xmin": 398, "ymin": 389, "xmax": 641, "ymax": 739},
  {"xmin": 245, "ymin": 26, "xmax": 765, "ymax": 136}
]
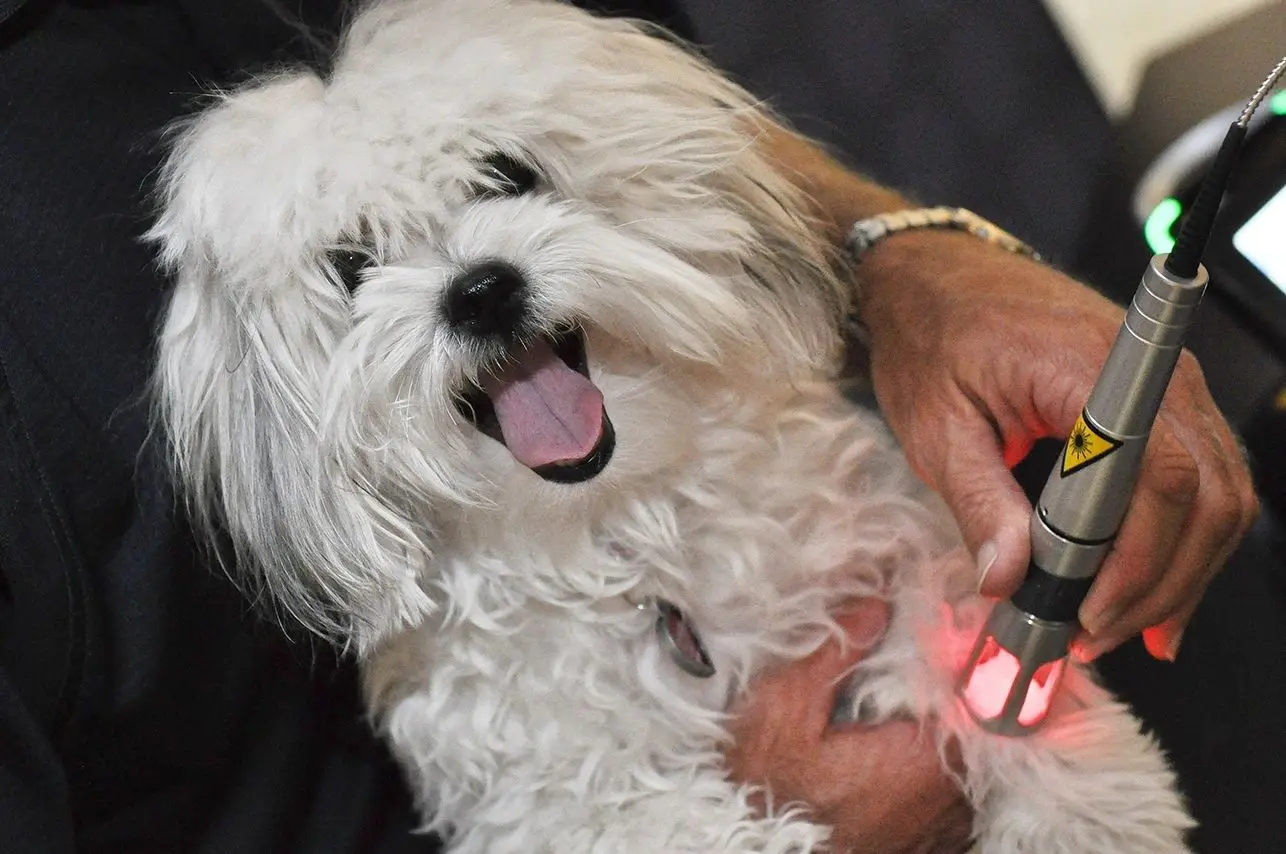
[
  {"xmin": 1130, "ymin": 586, "xmax": 1195, "ymax": 633},
  {"xmin": 1100, "ymin": 545, "xmax": 1162, "ymax": 598},
  {"xmin": 1143, "ymin": 448, "xmax": 1200, "ymax": 505},
  {"xmin": 1205, "ymin": 484, "xmax": 1244, "ymax": 538},
  {"xmin": 1238, "ymin": 485, "xmax": 1262, "ymax": 536},
  {"xmin": 945, "ymin": 474, "xmax": 990, "ymax": 516}
]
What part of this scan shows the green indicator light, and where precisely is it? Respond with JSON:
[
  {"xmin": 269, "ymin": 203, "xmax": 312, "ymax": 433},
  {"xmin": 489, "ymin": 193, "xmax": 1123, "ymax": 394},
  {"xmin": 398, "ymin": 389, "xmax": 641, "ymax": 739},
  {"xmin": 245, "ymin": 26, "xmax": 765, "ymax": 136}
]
[
  {"xmin": 1144, "ymin": 197, "xmax": 1182, "ymax": 254},
  {"xmin": 1272, "ymin": 89, "xmax": 1286, "ymax": 116}
]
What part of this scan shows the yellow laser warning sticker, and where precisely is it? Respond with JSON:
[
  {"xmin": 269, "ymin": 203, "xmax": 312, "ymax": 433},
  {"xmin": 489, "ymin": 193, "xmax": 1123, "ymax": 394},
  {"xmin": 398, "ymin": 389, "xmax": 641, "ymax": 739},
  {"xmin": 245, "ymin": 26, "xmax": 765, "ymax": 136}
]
[{"xmin": 1060, "ymin": 413, "xmax": 1122, "ymax": 477}]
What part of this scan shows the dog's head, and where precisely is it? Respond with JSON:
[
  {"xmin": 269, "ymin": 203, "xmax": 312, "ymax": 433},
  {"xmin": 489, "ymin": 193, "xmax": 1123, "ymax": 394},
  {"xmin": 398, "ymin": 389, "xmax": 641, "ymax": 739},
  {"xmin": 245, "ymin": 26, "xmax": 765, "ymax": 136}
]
[{"xmin": 151, "ymin": 0, "xmax": 849, "ymax": 646}]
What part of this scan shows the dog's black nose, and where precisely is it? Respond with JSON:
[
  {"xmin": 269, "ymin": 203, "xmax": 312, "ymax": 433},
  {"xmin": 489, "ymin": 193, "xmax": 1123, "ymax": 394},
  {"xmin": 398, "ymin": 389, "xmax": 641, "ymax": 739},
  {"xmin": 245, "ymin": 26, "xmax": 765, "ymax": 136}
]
[{"xmin": 443, "ymin": 260, "xmax": 528, "ymax": 338}]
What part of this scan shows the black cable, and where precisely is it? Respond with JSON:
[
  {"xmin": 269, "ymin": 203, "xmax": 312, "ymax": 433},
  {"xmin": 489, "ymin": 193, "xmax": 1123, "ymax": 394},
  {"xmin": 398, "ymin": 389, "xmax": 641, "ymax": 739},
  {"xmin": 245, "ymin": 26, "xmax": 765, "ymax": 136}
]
[{"xmin": 1164, "ymin": 55, "xmax": 1286, "ymax": 281}]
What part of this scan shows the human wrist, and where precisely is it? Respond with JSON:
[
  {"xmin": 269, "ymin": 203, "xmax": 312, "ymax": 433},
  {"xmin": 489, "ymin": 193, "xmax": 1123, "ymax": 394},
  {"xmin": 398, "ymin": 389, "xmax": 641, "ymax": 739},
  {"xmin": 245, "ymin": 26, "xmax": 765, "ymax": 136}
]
[
  {"xmin": 856, "ymin": 229, "xmax": 976, "ymax": 311},
  {"xmin": 853, "ymin": 223, "xmax": 1041, "ymax": 332}
]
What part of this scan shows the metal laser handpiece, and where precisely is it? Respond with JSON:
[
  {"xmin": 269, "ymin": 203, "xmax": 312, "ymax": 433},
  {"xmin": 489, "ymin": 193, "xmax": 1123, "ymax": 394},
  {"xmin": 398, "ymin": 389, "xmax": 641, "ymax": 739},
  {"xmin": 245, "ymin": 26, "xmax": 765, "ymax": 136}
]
[
  {"xmin": 1036, "ymin": 256, "xmax": 1208, "ymax": 587},
  {"xmin": 956, "ymin": 53, "xmax": 1284, "ymax": 737},
  {"xmin": 958, "ymin": 256, "xmax": 1208, "ymax": 736}
]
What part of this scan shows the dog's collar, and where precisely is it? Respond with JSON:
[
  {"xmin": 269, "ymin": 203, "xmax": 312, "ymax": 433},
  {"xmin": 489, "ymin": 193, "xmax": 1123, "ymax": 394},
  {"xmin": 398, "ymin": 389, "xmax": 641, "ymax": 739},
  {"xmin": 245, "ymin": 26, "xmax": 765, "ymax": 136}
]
[{"xmin": 627, "ymin": 594, "xmax": 716, "ymax": 679}]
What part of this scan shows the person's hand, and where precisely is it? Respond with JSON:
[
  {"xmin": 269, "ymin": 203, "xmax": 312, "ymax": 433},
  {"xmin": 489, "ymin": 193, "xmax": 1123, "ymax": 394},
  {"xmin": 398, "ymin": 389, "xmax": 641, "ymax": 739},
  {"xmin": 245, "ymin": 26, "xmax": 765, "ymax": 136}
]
[
  {"xmin": 855, "ymin": 230, "xmax": 1259, "ymax": 662},
  {"xmin": 724, "ymin": 600, "xmax": 974, "ymax": 854}
]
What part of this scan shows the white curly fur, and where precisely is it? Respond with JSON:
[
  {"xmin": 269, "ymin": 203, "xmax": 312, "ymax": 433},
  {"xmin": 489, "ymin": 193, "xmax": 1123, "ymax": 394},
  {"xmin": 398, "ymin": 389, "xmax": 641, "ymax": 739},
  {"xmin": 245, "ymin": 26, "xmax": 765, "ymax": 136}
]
[{"xmin": 150, "ymin": 1, "xmax": 1196, "ymax": 851}]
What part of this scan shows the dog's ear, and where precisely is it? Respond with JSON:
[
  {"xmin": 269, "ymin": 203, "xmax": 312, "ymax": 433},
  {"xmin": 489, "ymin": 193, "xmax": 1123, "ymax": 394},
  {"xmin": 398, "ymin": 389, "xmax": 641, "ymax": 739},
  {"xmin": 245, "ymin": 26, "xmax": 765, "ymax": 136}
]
[
  {"xmin": 148, "ymin": 92, "xmax": 433, "ymax": 650},
  {"xmin": 150, "ymin": 259, "xmax": 433, "ymax": 648}
]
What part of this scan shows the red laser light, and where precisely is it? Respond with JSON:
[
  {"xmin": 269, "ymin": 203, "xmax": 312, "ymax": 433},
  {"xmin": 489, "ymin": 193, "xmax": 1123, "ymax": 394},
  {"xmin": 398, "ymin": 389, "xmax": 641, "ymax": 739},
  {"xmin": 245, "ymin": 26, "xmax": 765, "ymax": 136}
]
[{"xmin": 962, "ymin": 636, "xmax": 1065, "ymax": 727}]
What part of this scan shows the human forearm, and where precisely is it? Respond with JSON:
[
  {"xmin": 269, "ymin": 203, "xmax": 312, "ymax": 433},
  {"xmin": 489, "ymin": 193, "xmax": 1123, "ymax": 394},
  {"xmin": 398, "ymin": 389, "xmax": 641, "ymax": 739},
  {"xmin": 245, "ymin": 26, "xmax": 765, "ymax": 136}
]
[
  {"xmin": 756, "ymin": 122, "xmax": 912, "ymax": 247},
  {"xmin": 755, "ymin": 122, "xmax": 988, "ymax": 333}
]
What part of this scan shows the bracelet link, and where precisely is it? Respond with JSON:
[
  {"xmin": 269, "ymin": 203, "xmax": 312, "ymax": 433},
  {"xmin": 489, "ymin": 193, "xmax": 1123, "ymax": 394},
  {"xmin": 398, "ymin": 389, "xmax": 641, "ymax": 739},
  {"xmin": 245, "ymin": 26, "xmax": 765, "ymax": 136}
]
[{"xmin": 845, "ymin": 206, "xmax": 1041, "ymax": 263}]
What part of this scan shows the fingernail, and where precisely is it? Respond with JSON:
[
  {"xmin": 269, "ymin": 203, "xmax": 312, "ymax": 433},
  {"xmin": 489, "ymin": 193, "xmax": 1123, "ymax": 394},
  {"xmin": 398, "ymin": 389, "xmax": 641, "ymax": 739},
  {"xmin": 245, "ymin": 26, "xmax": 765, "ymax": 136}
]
[
  {"xmin": 1078, "ymin": 603, "xmax": 1121, "ymax": 636},
  {"xmin": 975, "ymin": 541, "xmax": 998, "ymax": 592},
  {"xmin": 1070, "ymin": 640, "xmax": 1097, "ymax": 664},
  {"xmin": 1165, "ymin": 629, "xmax": 1185, "ymax": 662},
  {"xmin": 1074, "ymin": 635, "xmax": 1118, "ymax": 663}
]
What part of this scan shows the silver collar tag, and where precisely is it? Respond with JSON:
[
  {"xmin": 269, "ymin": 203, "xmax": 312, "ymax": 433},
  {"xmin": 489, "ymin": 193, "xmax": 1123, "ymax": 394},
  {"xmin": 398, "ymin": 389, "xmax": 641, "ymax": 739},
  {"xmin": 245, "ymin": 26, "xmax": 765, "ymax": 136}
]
[{"xmin": 654, "ymin": 598, "xmax": 716, "ymax": 679}]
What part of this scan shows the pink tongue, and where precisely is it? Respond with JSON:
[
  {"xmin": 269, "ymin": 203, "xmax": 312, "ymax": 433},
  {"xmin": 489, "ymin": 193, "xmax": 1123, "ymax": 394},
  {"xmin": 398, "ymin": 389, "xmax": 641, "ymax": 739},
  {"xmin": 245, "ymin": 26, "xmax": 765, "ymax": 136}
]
[{"xmin": 480, "ymin": 339, "xmax": 605, "ymax": 469}]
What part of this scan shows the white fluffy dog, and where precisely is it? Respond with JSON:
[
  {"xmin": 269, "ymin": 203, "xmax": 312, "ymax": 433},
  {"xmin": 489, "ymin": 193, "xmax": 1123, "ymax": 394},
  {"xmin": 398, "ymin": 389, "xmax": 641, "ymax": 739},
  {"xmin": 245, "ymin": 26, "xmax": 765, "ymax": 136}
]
[{"xmin": 150, "ymin": 0, "xmax": 1196, "ymax": 851}]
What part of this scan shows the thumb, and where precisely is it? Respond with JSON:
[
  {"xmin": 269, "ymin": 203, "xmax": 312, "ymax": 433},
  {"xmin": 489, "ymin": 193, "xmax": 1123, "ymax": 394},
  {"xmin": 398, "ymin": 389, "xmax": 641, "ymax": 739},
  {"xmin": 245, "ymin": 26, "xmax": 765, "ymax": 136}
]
[{"xmin": 925, "ymin": 414, "xmax": 1033, "ymax": 597}]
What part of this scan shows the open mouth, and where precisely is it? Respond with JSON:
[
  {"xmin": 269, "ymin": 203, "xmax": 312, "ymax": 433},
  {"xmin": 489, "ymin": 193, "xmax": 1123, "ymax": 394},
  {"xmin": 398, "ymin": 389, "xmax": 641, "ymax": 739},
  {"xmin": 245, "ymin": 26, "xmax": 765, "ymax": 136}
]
[{"xmin": 456, "ymin": 326, "xmax": 615, "ymax": 484}]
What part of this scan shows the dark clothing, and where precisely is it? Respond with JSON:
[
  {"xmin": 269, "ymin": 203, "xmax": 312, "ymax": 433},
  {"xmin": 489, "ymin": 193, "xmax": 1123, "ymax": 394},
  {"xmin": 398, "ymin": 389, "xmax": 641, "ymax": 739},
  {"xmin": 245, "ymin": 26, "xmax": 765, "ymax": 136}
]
[
  {"xmin": 5, "ymin": 2, "xmax": 1284, "ymax": 853},
  {"xmin": 0, "ymin": 2, "xmax": 686, "ymax": 851}
]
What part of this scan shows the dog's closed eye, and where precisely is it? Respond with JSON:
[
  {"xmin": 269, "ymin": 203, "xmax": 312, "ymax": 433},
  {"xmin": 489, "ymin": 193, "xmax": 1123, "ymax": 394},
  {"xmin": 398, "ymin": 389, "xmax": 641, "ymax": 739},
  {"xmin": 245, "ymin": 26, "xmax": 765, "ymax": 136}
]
[
  {"xmin": 327, "ymin": 247, "xmax": 374, "ymax": 295},
  {"xmin": 477, "ymin": 151, "xmax": 541, "ymax": 197}
]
